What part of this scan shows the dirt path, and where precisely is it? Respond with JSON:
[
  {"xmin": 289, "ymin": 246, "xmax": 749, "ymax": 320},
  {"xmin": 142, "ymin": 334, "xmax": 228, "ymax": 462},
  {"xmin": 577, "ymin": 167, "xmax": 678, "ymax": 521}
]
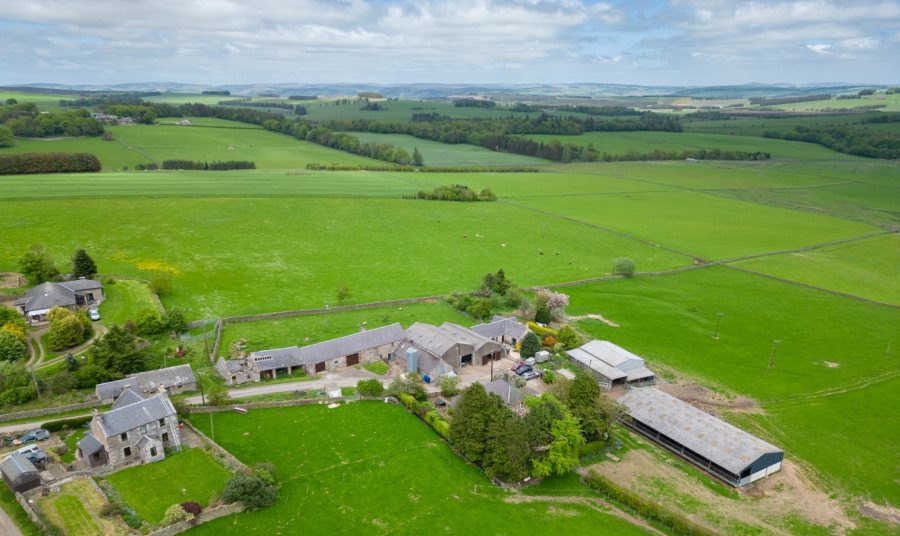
[
  {"xmin": 505, "ymin": 494, "xmax": 665, "ymax": 536},
  {"xmin": 25, "ymin": 326, "xmax": 48, "ymax": 368},
  {"xmin": 567, "ymin": 313, "xmax": 620, "ymax": 327}
]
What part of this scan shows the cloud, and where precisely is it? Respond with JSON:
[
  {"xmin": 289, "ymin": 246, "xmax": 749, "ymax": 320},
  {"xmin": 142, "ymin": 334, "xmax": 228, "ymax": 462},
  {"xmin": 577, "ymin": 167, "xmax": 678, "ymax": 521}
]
[{"xmin": 806, "ymin": 43, "xmax": 832, "ymax": 55}]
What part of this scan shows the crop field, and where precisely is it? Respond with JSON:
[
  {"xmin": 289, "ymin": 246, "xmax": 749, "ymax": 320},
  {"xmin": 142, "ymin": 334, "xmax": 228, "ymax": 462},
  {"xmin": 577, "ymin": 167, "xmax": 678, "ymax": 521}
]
[
  {"xmin": 300, "ymin": 98, "xmax": 535, "ymax": 122},
  {"xmin": 348, "ymin": 131, "xmax": 549, "ymax": 166},
  {"xmin": 563, "ymin": 266, "xmax": 900, "ymax": 507},
  {"xmin": 735, "ymin": 233, "xmax": 900, "ymax": 305},
  {"xmin": 514, "ymin": 189, "xmax": 878, "ymax": 260},
  {"xmin": 0, "ymin": 195, "xmax": 691, "ymax": 317},
  {"xmin": 527, "ymin": 131, "xmax": 855, "ymax": 160},
  {"xmin": 0, "ymin": 90, "xmax": 73, "ymax": 108},
  {"xmin": 220, "ymin": 301, "xmax": 471, "ymax": 355},
  {"xmin": 186, "ymin": 402, "xmax": 650, "ymax": 535},
  {"xmin": 105, "ymin": 448, "xmax": 232, "ymax": 523}
]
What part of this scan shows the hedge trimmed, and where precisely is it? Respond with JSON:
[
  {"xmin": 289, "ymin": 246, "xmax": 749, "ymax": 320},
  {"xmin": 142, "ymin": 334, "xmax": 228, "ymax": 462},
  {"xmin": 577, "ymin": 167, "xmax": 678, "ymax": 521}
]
[
  {"xmin": 0, "ymin": 152, "xmax": 101, "ymax": 174},
  {"xmin": 398, "ymin": 392, "xmax": 451, "ymax": 439},
  {"xmin": 41, "ymin": 415, "xmax": 92, "ymax": 432},
  {"xmin": 526, "ymin": 322, "xmax": 558, "ymax": 337}
]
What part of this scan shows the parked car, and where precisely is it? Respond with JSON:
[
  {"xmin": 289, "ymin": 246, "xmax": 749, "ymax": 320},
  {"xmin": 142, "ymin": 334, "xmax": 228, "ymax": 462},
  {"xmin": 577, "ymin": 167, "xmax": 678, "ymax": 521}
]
[
  {"xmin": 18, "ymin": 428, "xmax": 50, "ymax": 443},
  {"xmin": 514, "ymin": 364, "xmax": 533, "ymax": 376},
  {"xmin": 15, "ymin": 444, "xmax": 49, "ymax": 465},
  {"xmin": 89, "ymin": 308, "xmax": 101, "ymax": 321},
  {"xmin": 520, "ymin": 370, "xmax": 543, "ymax": 381}
]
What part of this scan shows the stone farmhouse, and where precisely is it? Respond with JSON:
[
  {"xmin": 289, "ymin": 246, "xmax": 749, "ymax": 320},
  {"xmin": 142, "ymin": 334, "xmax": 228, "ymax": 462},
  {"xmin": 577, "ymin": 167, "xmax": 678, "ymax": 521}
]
[
  {"xmin": 14, "ymin": 279, "xmax": 104, "ymax": 324},
  {"xmin": 394, "ymin": 322, "xmax": 505, "ymax": 380},
  {"xmin": 566, "ymin": 340, "xmax": 655, "ymax": 390},
  {"xmin": 95, "ymin": 364, "xmax": 196, "ymax": 403},
  {"xmin": 81, "ymin": 388, "xmax": 181, "ymax": 468},
  {"xmin": 217, "ymin": 323, "xmax": 406, "ymax": 385}
]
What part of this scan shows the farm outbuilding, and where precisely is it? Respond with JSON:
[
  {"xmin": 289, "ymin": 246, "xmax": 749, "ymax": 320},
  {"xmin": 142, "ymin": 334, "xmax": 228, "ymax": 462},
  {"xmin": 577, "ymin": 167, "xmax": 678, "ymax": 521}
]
[
  {"xmin": 395, "ymin": 322, "xmax": 504, "ymax": 379},
  {"xmin": 471, "ymin": 316, "xmax": 529, "ymax": 345},
  {"xmin": 0, "ymin": 454, "xmax": 41, "ymax": 493},
  {"xmin": 566, "ymin": 340, "xmax": 655, "ymax": 390},
  {"xmin": 95, "ymin": 364, "xmax": 196, "ymax": 403},
  {"xmin": 619, "ymin": 388, "xmax": 784, "ymax": 487}
]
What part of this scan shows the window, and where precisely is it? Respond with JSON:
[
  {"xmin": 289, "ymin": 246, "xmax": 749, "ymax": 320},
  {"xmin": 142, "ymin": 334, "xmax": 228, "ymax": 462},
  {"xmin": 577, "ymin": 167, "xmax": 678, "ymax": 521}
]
[
  {"xmin": 120, "ymin": 432, "xmax": 127, "ymax": 441},
  {"xmin": 162, "ymin": 432, "xmax": 169, "ymax": 443},
  {"xmin": 158, "ymin": 418, "xmax": 165, "ymax": 427},
  {"xmin": 150, "ymin": 447, "xmax": 157, "ymax": 457},
  {"xmin": 92, "ymin": 452, "xmax": 100, "ymax": 460},
  {"xmin": 123, "ymin": 447, "xmax": 131, "ymax": 457}
]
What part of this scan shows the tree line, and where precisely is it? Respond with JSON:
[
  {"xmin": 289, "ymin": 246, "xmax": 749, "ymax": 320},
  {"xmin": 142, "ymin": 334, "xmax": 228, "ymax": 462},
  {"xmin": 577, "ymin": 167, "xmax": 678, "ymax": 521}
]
[
  {"xmin": 0, "ymin": 153, "xmax": 102, "ymax": 174},
  {"xmin": 765, "ymin": 125, "xmax": 899, "ymax": 159},
  {"xmin": 1, "ymin": 103, "xmax": 105, "ymax": 137},
  {"xmin": 59, "ymin": 92, "xmax": 159, "ymax": 107},
  {"xmin": 159, "ymin": 159, "xmax": 257, "ymax": 170},
  {"xmin": 217, "ymin": 99, "xmax": 308, "ymax": 115}
]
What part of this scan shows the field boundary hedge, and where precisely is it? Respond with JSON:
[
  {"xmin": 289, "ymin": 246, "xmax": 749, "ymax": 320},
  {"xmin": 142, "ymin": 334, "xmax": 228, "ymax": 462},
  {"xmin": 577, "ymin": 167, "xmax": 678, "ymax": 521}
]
[{"xmin": 0, "ymin": 152, "xmax": 101, "ymax": 174}]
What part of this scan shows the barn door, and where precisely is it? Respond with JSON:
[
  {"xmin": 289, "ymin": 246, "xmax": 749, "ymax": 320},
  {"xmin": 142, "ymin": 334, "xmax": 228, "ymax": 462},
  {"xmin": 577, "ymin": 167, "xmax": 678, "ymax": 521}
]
[
  {"xmin": 346, "ymin": 354, "xmax": 360, "ymax": 366},
  {"xmin": 315, "ymin": 362, "xmax": 326, "ymax": 373}
]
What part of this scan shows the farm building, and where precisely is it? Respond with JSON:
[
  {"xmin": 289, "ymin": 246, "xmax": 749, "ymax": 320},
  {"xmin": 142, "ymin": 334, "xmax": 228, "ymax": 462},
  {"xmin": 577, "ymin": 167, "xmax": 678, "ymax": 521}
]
[
  {"xmin": 75, "ymin": 433, "xmax": 108, "ymax": 468},
  {"xmin": 471, "ymin": 316, "xmax": 529, "ymax": 345},
  {"xmin": 95, "ymin": 364, "xmax": 196, "ymax": 403},
  {"xmin": 566, "ymin": 340, "xmax": 655, "ymax": 390},
  {"xmin": 89, "ymin": 388, "xmax": 182, "ymax": 468},
  {"xmin": 217, "ymin": 323, "xmax": 405, "ymax": 385},
  {"xmin": 14, "ymin": 278, "xmax": 104, "ymax": 324},
  {"xmin": 619, "ymin": 388, "xmax": 784, "ymax": 487},
  {"xmin": 0, "ymin": 454, "xmax": 41, "ymax": 493},
  {"xmin": 394, "ymin": 322, "xmax": 504, "ymax": 380},
  {"xmin": 483, "ymin": 379, "xmax": 524, "ymax": 409}
]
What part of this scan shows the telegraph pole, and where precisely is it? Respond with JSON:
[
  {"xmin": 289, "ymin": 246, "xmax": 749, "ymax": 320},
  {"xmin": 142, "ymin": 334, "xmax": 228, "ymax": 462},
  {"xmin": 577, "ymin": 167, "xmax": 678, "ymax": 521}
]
[
  {"xmin": 713, "ymin": 312, "xmax": 724, "ymax": 339},
  {"xmin": 767, "ymin": 340, "xmax": 781, "ymax": 370}
]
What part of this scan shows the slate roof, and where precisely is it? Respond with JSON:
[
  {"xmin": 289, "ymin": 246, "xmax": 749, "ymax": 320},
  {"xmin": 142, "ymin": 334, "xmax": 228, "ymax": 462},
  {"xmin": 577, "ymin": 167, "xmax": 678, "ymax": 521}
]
[
  {"xmin": 95, "ymin": 364, "xmax": 195, "ymax": 400},
  {"xmin": 16, "ymin": 282, "xmax": 76, "ymax": 312},
  {"xmin": 619, "ymin": 388, "xmax": 783, "ymax": 474},
  {"xmin": 404, "ymin": 323, "xmax": 463, "ymax": 358},
  {"xmin": 218, "ymin": 357, "xmax": 244, "ymax": 373},
  {"xmin": 249, "ymin": 323, "xmax": 405, "ymax": 371},
  {"xmin": 483, "ymin": 379, "xmax": 524, "ymax": 406},
  {"xmin": 0, "ymin": 454, "xmax": 38, "ymax": 480},
  {"xmin": 567, "ymin": 347, "xmax": 626, "ymax": 381},
  {"xmin": 59, "ymin": 279, "xmax": 102, "ymax": 292},
  {"xmin": 97, "ymin": 393, "xmax": 177, "ymax": 437},
  {"xmin": 471, "ymin": 317, "xmax": 529, "ymax": 341},
  {"xmin": 111, "ymin": 388, "xmax": 145, "ymax": 410},
  {"xmin": 76, "ymin": 433, "xmax": 103, "ymax": 456}
]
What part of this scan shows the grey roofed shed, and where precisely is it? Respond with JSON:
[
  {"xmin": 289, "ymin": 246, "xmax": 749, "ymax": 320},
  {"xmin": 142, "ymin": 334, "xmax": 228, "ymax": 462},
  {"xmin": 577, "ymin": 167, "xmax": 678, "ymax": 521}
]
[
  {"xmin": 567, "ymin": 347, "xmax": 627, "ymax": 381},
  {"xmin": 404, "ymin": 322, "xmax": 465, "ymax": 358},
  {"xmin": 483, "ymin": 379, "xmax": 523, "ymax": 406},
  {"xmin": 76, "ymin": 433, "xmax": 103, "ymax": 456},
  {"xmin": 98, "ymin": 393, "xmax": 177, "ymax": 437},
  {"xmin": 95, "ymin": 364, "xmax": 196, "ymax": 401},
  {"xmin": 295, "ymin": 323, "xmax": 405, "ymax": 366},
  {"xmin": 471, "ymin": 316, "xmax": 529, "ymax": 341},
  {"xmin": 248, "ymin": 346, "xmax": 303, "ymax": 372},
  {"xmin": 1, "ymin": 454, "xmax": 41, "ymax": 493},
  {"xmin": 619, "ymin": 388, "xmax": 784, "ymax": 486}
]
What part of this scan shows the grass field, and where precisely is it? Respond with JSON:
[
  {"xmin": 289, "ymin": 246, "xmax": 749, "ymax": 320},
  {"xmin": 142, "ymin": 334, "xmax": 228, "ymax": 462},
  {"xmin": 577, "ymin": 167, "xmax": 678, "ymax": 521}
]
[
  {"xmin": 101, "ymin": 279, "xmax": 159, "ymax": 326},
  {"xmin": 300, "ymin": 98, "xmax": 536, "ymax": 122},
  {"xmin": 219, "ymin": 301, "xmax": 471, "ymax": 355},
  {"xmin": 39, "ymin": 479, "xmax": 129, "ymax": 536},
  {"xmin": 734, "ymin": 233, "xmax": 900, "ymax": 305},
  {"xmin": 348, "ymin": 131, "xmax": 549, "ymax": 166},
  {"xmin": 0, "ymin": 90, "xmax": 73, "ymax": 109},
  {"xmin": 772, "ymin": 94, "xmax": 900, "ymax": 112},
  {"xmin": 683, "ymin": 112, "xmax": 892, "ymax": 137},
  {"xmin": 105, "ymin": 448, "xmax": 232, "ymax": 524},
  {"xmin": 186, "ymin": 402, "xmax": 650, "ymax": 535},
  {"xmin": 514, "ymin": 189, "xmax": 878, "ymax": 260},
  {"xmin": 563, "ymin": 266, "xmax": 900, "ymax": 507},
  {"xmin": 0, "ymin": 196, "xmax": 691, "ymax": 317},
  {"xmin": 50, "ymin": 495, "xmax": 100, "ymax": 536},
  {"xmin": 527, "ymin": 131, "xmax": 856, "ymax": 160}
]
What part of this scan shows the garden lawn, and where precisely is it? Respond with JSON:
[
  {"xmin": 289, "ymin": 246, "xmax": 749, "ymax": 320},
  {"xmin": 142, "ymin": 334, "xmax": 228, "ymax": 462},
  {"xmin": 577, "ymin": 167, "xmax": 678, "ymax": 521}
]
[
  {"xmin": 0, "ymin": 197, "xmax": 690, "ymax": 317},
  {"xmin": 101, "ymin": 279, "xmax": 159, "ymax": 326},
  {"xmin": 50, "ymin": 495, "xmax": 99, "ymax": 536},
  {"xmin": 564, "ymin": 266, "xmax": 900, "ymax": 506},
  {"xmin": 734, "ymin": 233, "xmax": 900, "ymax": 305},
  {"xmin": 348, "ymin": 131, "xmax": 549, "ymax": 166},
  {"xmin": 514, "ymin": 189, "xmax": 878, "ymax": 260},
  {"xmin": 105, "ymin": 448, "xmax": 232, "ymax": 523},
  {"xmin": 186, "ymin": 402, "xmax": 649, "ymax": 535}
]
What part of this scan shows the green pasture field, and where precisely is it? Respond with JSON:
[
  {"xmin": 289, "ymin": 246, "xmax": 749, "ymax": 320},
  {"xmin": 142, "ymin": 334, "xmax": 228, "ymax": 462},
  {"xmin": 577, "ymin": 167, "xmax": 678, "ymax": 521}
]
[
  {"xmin": 683, "ymin": 112, "xmax": 890, "ymax": 137},
  {"xmin": 347, "ymin": 131, "xmax": 549, "ymax": 166},
  {"xmin": 772, "ymin": 94, "xmax": 900, "ymax": 112},
  {"xmin": 143, "ymin": 93, "xmax": 238, "ymax": 105},
  {"xmin": 155, "ymin": 117, "xmax": 263, "ymax": 128},
  {"xmin": 186, "ymin": 402, "xmax": 649, "ymax": 535},
  {"xmin": 0, "ymin": 196, "xmax": 691, "ymax": 317},
  {"xmin": 527, "ymin": 131, "xmax": 856, "ymax": 160},
  {"xmin": 105, "ymin": 448, "xmax": 232, "ymax": 523},
  {"xmin": 220, "ymin": 301, "xmax": 470, "ymax": 355},
  {"xmin": 514, "ymin": 189, "xmax": 878, "ymax": 260},
  {"xmin": 734, "ymin": 233, "xmax": 900, "ymax": 305},
  {"xmin": 0, "ymin": 119, "xmax": 381, "ymax": 170},
  {"xmin": 101, "ymin": 279, "xmax": 160, "ymax": 326},
  {"xmin": 0, "ymin": 90, "xmax": 72, "ymax": 109},
  {"xmin": 564, "ymin": 266, "xmax": 900, "ymax": 506},
  {"xmin": 301, "ymin": 98, "xmax": 535, "ymax": 122}
]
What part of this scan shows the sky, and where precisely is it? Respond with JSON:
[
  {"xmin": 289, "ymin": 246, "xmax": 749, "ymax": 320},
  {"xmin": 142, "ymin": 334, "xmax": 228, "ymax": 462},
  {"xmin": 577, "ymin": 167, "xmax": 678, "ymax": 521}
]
[{"xmin": 0, "ymin": 0, "xmax": 898, "ymax": 87}]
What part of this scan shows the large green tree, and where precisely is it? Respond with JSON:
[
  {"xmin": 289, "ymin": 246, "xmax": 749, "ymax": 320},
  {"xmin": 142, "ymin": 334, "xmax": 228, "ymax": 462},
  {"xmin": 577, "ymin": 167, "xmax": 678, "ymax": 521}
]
[
  {"xmin": 71, "ymin": 249, "xmax": 98, "ymax": 279},
  {"xmin": 84, "ymin": 325, "xmax": 148, "ymax": 377},
  {"xmin": 0, "ymin": 331, "xmax": 27, "ymax": 362},
  {"xmin": 0, "ymin": 125, "xmax": 14, "ymax": 148},
  {"xmin": 18, "ymin": 244, "xmax": 59, "ymax": 284},
  {"xmin": 520, "ymin": 331, "xmax": 541, "ymax": 358},
  {"xmin": 532, "ymin": 414, "xmax": 584, "ymax": 477},
  {"xmin": 47, "ymin": 307, "xmax": 85, "ymax": 351},
  {"xmin": 450, "ymin": 383, "xmax": 496, "ymax": 463},
  {"xmin": 482, "ymin": 411, "xmax": 530, "ymax": 482}
]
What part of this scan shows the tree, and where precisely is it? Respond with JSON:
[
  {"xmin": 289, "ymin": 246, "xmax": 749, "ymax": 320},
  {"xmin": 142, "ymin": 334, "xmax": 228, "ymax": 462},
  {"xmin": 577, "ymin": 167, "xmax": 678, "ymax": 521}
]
[
  {"xmin": 523, "ymin": 394, "xmax": 567, "ymax": 449},
  {"xmin": 0, "ymin": 125, "xmax": 14, "ymax": 148},
  {"xmin": 412, "ymin": 147, "xmax": 424, "ymax": 166},
  {"xmin": 356, "ymin": 378, "xmax": 384, "ymax": 397},
  {"xmin": 336, "ymin": 286, "xmax": 351, "ymax": 304},
  {"xmin": 531, "ymin": 414, "xmax": 584, "ymax": 477},
  {"xmin": 222, "ymin": 473, "xmax": 278, "ymax": 510},
  {"xmin": 439, "ymin": 375, "xmax": 460, "ymax": 397},
  {"xmin": 0, "ymin": 322, "xmax": 26, "ymax": 343},
  {"xmin": 520, "ymin": 332, "xmax": 541, "ymax": 358},
  {"xmin": 71, "ymin": 249, "xmax": 97, "ymax": 279},
  {"xmin": 534, "ymin": 305, "xmax": 551, "ymax": 324},
  {"xmin": 18, "ymin": 244, "xmax": 59, "ymax": 284},
  {"xmin": 84, "ymin": 325, "xmax": 147, "ymax": 377},
  {"xmin": 207, "ymin": 384, "xmax": 230, "ymax": 406},
  {"xmin": 556, "ymin": 325, "xmax": 581, "ymax": 349},
  {"xmin": 613, "ymin": 257, "xmax": 635, "ymax": 277},
  {"xmin": 135, "ymin": 309, "xmax": 166, "ymax": 335},
  {"xmin": 450, "ymin": 383, "xmax": 494, "ymax": 463},
  {"xmin": 483, "ymin": 411, "xmax": 530, "ymax": 482},
  {"xmin": 47, "ymin": 308, "xmax": 84, "ymax": 351},
  {"xmin": 167, "ymin": 308, "xmax": 187, "ymax": 334},
  {"xmin": 388, "ymin": 372, "xmax": 427, "ymax": 401},
  {"xmin": 566, "ymin": 373, "xmax": 604, "ymax": 440},
  {"xmin": 0, "ymin": 332, "xmax": 26, "ymax": 362}
]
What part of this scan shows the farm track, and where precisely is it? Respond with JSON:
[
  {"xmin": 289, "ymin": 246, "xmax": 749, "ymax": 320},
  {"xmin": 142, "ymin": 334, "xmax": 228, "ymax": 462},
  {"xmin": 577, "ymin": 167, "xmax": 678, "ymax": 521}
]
[
  {"xmin": 505, "ymin": 494, "xmax": 666, "ymax": 536},
  {"xmin": 760, "ymin": 369, "xmax": 900, "ymax": 407}
]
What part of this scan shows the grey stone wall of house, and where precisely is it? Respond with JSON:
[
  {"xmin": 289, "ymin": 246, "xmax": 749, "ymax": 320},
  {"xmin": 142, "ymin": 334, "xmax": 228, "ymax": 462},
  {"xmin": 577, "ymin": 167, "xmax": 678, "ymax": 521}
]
[{"xmin": 94, "ymin": 413, "xmax": 181, "ymax": 468}]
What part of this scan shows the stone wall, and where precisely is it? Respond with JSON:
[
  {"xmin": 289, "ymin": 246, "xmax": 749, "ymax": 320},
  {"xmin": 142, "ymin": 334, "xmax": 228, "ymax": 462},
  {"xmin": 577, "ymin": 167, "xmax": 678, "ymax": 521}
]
[
  {"xmin": 146, "ymin": 503, "xmax": 245, "ymax": 536},
  {"xmin": 14, "ymin": 490, "xmax": 47, "ymax": 532},
  {"xmin": 181, "ymin": 419, "xmax": 249, "ymax": 474},
  {"xmin": 0, "ymin": 400, "xmax": 100, "ymax": 423}
]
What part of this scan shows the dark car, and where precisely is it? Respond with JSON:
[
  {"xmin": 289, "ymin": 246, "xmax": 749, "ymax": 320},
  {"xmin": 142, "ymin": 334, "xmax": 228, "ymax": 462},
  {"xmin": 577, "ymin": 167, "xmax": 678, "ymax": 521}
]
[
  {"xmin": 514, "ymin": 364, "xmax": 533, "ymax": 376},
  {"xmin": 18, "ymin": 428, "xmax": 50, "ymax": 443},
  {"xmin": 520, "ymin": 370, "xmax": 543, "ymax": 381}
]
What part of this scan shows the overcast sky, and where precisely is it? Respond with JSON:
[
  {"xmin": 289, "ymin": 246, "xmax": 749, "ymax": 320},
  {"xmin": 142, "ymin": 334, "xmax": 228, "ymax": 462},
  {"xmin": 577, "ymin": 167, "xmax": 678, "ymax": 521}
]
[{"xmin": 1, "ymin": 0, "xmax": 898, "ymax": 86}]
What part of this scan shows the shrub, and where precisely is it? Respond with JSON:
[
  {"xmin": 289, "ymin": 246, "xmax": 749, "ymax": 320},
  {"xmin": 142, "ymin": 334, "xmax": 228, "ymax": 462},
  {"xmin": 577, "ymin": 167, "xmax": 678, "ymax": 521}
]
[
  {"xmin": 543, "ymin": 336, "xmax": 557, "ymax": 347},
  {"xmin": 439, "ymin": 375, "xmax": 460, "ymax": 397},
  {"xmin": 180, "ymin": 501, "xmax": 202, "ymax": 518},
  {"xmin": 556, "ymin": 325, "xmax": 582, "ymax": 349},
  {"xmin": 207, "ymin": 384, "xmax": 230, "ymax": 406},
  {"xmin": 388, "ymin": 373, "xmax": 427, "ymax": 401},
  {"xmin": 99, "ymin": 503, "xmax": 122, "ymax": 517},
  {"xmin": 613, "ymin": 257, "xmax": 636, "ymax": 277},
  {"xmin": 222, "ymin": 473, "xmax": 278, "ymax": 510},
  {"xmin": 356, "ymin": 378, "xmax": 384, "ymax": 397},
  {"xmin": 163, "ymin": 503, "xmax": 192, "ymax": 525},
  {"xmin": 135, "ymin": 309, "xmax": 166, "ymax": 335},
  {"xmin": 526, "ymin": 322, "xmax": 558, "ymax": 337},
  {"xmin": 41, "ymin": 415, "xmax": 92, "ymax": 432},
  {"xmin": 542, "ymin": 370, "xmax": 555, "ymax": 384},
  {"xmin": 520, "ymin": 332, "xmax": 541, "ymax": 358},
  {"xmin": 0, "ymin": 331, "xmax": 26, "ymax": 362},
  {"xmin": 534, "ymin": 305, "xmax": 551, "ymax": 324}
]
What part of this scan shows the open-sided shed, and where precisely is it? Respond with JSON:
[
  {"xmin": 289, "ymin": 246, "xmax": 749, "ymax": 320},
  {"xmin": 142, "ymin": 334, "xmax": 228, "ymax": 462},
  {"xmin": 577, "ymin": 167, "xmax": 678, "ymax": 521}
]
[{"xmin": 619, "ymin": 387, "xmax": 784, "ymax": 487}]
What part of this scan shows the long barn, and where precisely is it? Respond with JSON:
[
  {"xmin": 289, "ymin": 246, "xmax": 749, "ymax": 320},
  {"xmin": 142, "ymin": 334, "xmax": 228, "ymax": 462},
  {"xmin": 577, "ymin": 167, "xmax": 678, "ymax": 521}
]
[{"xmin": 619, "ymin": 388, "xmax": 784, "ymax": 487}]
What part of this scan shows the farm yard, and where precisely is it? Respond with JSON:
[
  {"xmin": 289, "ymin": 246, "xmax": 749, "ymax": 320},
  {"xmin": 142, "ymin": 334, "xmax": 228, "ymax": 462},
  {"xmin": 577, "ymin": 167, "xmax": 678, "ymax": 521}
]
[{"xmin": 186, "ymin": 402, "xmax": 651, "ymax": 535}]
